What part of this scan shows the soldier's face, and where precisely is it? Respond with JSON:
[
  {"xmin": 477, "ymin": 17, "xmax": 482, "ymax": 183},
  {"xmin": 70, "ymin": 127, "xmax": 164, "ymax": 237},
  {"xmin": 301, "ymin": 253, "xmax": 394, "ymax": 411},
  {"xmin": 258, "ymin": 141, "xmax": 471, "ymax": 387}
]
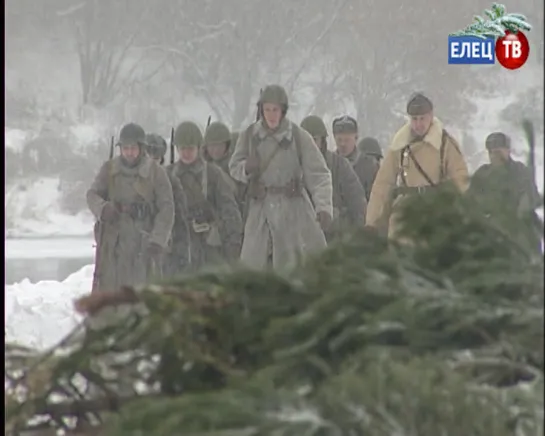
[
  {"xmin": 206, "ymin": 143, "xmax": 227, "ymax": 161},
  {"xmin": 262, "ymin": 103, "xmax": 282, "ymax": 129},
  {"xmin": 120, "ymin": 143, "xmax": 140, "ymax": 162},
  {"xmin": 410, "ymin": 112, "xmax": 433, "ymax": 137},
  {"xmin": 334, "ymin": 133, "xmax": 357, "ymax": 157},
  {"xmin": 179, "ymin": 146, "xmax": 199, "ymax": 164},
  {"xmin": 488, "ymin": 148, "xmax": 510, "ymax": 166}
]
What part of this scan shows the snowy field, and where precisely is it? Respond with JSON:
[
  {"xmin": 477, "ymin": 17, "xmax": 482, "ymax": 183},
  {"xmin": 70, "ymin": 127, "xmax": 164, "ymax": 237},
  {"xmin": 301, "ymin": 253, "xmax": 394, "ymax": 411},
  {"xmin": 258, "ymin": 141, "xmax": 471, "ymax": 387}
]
[
  {"xmin": 5, "ymin": 128, "xmax": 95, "ymax": 238},
  {"xmin": 5, "ymin": 175, "xmax": 94, "ymax": 238}
]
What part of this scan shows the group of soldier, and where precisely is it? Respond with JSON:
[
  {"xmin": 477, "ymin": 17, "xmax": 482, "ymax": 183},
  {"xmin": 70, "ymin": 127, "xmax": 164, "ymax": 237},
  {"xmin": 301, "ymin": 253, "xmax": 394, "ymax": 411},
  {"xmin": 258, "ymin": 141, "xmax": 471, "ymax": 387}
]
[{"xmin": 87, "ymin": 84, "xmax": 541, "ymax": 293}]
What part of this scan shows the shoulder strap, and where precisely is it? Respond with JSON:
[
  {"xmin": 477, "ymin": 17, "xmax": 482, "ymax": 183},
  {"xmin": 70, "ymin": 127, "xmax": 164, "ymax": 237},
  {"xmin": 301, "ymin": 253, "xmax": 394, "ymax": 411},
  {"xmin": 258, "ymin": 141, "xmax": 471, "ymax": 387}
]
[
  {"xmin": 132, "ymin": 161, "xmax": 156, "ymax": 204},
  {"xmin": 400, "ymin": 144, "xmax": 436, "ymax": 187},
  {"xmin": 407, "ymin": 146, "xmax": 435, "ymax": 186},
  {"xmin": 332, "ymin": 153, "xmax": 341, "ymax": 197},
  {"xmin": 106, "ymin": 160, "xmax": 115, "ymax": 201},
  {"xmin": 245, "ymin": 123, "xmax": 256, "ymax": 158},
  {"xmin": 202, "ymin": 161, "xmax": 208, "ymax": 198},
  {"xmin": 292, "ymin": 122, "xmax": 303, "ymax": 167},
  {"xmin": 439, "ymin": 129, "xmax": 447, "ymax": 181},
  {"xmin": 400, "ymin": 130, "xmax": 451, "ymax": 187},
  {"xmin": 291, "ymin": 122, "xmax": 306, "ymax": 182}
]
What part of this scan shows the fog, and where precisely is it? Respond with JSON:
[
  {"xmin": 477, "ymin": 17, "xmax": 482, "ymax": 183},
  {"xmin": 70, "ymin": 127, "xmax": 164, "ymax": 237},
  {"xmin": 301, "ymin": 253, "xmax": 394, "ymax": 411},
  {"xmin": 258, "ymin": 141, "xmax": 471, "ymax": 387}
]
[{"xmin": 5, "ymin": 0, "xmax": 544, "ymax": 272}]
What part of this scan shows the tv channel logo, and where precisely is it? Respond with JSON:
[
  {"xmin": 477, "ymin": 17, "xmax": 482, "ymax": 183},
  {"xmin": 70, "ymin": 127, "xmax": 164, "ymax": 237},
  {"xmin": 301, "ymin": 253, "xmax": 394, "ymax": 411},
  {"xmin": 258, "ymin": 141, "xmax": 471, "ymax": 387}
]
[
  {"xmin": 448, "ymin": 3, "xmax": 532, "ymax": 70},
  {"xmin": 448, "ymin": 32, "xmax": 530, "ymax": 69}
]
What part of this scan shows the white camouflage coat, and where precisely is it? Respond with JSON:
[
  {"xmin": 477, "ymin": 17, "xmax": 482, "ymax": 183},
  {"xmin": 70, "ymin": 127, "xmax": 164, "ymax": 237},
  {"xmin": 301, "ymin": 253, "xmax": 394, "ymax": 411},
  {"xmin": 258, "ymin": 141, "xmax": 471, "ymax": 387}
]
[{"xmin": 229, "ymin": 118, "xmax": 333, "ymax": 270}]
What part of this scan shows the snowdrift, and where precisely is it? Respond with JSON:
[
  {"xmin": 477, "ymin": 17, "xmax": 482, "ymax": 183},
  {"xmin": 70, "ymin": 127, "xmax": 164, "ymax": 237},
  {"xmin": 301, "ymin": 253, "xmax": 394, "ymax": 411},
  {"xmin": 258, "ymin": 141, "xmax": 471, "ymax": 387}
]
[{"xmin": 5, "ymin": 264, "xmax": 93, "ymax": 350}]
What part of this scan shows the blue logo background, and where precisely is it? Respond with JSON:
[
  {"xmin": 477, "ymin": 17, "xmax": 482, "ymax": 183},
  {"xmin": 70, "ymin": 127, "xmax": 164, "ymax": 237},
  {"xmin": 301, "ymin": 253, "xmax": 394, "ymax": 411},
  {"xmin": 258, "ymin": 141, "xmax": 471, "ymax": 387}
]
[{"xmin": 448, "ymin": 36, "xmax": 495, "ymax": 64}]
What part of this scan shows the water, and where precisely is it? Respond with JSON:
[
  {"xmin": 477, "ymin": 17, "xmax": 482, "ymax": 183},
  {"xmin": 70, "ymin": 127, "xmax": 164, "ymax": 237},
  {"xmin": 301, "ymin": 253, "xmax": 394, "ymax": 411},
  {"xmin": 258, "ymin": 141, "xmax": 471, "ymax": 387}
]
[{"xmin": 5, "ymin": 237, "xmax": 95, "ymax": 285}]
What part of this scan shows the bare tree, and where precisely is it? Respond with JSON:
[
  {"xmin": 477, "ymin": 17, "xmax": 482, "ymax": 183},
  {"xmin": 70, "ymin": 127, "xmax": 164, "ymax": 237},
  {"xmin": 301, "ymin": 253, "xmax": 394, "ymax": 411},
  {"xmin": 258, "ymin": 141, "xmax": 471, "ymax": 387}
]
[
  {"xmin": 325, "ymin": 0, "xmax": 494, "ymax": 140},
  {"xmin": 501, "ymin": 84, "xmax": 544, "ymax": 137},
  {"xmin": 151, "ymin": 0, "xmax": 342, "ymax": 129},
  {"xmin": 56, "ymin": 0, "xmax": 160, "ymax": 109}
]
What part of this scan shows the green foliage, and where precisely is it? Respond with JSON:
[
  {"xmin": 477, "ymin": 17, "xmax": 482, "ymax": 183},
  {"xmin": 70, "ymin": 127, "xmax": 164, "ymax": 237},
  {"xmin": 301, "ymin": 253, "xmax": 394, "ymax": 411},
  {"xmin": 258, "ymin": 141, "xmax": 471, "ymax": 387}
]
[
  {"xmin": 450, "ymin": 3, "xmax": 532, "ymax": 39},
  {"xmin": 5, "ymin": 186, "xmax": 544, "ymax": 435}
]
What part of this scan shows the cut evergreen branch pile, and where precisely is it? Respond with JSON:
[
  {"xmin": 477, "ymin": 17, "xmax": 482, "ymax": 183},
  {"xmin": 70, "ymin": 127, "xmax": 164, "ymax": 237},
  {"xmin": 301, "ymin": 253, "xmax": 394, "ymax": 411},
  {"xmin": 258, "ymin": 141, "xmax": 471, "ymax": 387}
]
[{"xmin": 5, "ymin": 186, "xmax": 544, "ymax": 436}]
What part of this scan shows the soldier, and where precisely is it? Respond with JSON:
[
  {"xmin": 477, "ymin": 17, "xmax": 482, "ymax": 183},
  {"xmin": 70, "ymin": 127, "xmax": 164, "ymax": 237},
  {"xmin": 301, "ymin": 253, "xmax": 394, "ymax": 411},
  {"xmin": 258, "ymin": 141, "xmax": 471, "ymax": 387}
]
[
  {"xmin": 229, "ymin": 84, "xmax": 333, "ymax": 270},
  {"xmin": 469, "ymin": 132, "xmax": 540, "ymax": 218},
  {"xmin": 203, "ymin": 122, "xmax": 245, "ymax": 212},
  {"xmin": 301, "ymin": 115, "xmax": 367, "ymax": 242},
  {"xmin": 203, "ymin": 122, "xmax": 234, "ymax": 175},
  {"xmin": 358, "ymin": 136, "xmax": 383, "ymax": 165},
  {"xmin": 87, "ymin": 123, "xmax": 175, "ymax": 292},
  {"xmin": 333, "ymin": 116, "xmax": 379, "ymax": 201},
  {"xmin": 145, "ymin": 133, "xmax": 192, "ymax": 276},
  {"xmin": 366, "ymin": 92, "xmax": 469, "ymax": 238},
  {"xmin": 167, "ymin": 121, "xmax": 242, "ymax": 269}
]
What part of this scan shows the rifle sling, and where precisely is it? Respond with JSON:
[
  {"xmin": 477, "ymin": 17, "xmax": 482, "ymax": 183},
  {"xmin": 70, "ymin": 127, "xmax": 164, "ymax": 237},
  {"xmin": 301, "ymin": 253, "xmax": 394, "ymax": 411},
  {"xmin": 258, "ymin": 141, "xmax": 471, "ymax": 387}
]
[{"xmin": 404, "ymin": 145, "xmax": 436, "ymax": 187}]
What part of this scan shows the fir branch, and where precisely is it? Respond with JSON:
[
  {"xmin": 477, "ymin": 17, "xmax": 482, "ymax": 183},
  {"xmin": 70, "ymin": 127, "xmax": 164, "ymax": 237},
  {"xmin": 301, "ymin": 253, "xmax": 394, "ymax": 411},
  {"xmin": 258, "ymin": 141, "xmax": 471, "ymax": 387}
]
[
  {"xmin": 5, "ymin": 186, "xmax": 544, "ymax": 435},
  {"xmin": 450, "ymin": 3, "xmax": 532, "ymax": 38}
]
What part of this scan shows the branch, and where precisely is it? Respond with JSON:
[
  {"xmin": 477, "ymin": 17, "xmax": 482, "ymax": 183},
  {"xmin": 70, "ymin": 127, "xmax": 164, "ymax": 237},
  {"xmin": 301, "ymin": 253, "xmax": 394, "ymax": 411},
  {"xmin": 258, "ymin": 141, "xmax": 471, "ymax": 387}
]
[
  {"xmin": 12, "ymin": 393, "xmax": 163, "ymax": 435},
  {"xmin": 285, "ymin": 0, "xmax": 349, "ymax": 93},
  {"xmin": 152, "ymin": 46, "xmax": 231, "ymax": 115},
  {"xmin": 56, "ymin": 2, "xmax": 85, "ymax": 17}
]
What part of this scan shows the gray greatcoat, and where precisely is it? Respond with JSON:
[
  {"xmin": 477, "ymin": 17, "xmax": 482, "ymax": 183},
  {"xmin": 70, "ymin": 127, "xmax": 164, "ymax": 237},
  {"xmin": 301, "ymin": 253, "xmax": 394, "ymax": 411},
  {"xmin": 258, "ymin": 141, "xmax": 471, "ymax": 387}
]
[
  {"xmin": 87, "ymin": 155, "xmax": 174, "ymax": 292},
  {"xmin": 229, "ymin": 118, "xmax": 333, "ymax": 270}
]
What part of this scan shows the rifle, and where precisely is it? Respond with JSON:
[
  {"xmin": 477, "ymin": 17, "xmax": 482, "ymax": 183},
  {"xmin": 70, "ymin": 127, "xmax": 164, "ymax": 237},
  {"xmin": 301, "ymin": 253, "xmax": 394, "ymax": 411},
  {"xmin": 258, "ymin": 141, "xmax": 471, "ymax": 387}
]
[
  {"xmin": 140, "ymin": 230, "xmax": 164, "ymax": 281},
  {"xmin": 522, "ymin": 119, "xmax": 535, "ymax": 184},
  {"xmin": 91, "ymin": 135, "xmax": 115, "ymax": 293},
  {"xmin": 170, "ymin": 127, "xmax": 175, "ymax": 164},
  {"xmin": 256, "ymin": 88, "xmax": 262, "ymax": 121},
  {"xmin": 109, "ymin": 135, "xmax": 114, "ymax": 159},
  {"xmin": 242, "ymin": 89, "xmax": 263, "ymax": 223}
]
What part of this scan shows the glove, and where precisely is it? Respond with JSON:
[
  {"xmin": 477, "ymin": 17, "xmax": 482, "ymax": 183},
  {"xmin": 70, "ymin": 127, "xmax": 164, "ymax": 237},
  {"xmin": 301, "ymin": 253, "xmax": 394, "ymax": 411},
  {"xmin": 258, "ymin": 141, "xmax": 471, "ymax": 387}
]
[
  {"xmin": 101, "ymin": 202, "xmax": 119, "ymax": 223},
  {"xmin": 316, "ymin": 211, "xmax": 332, "ymax": 232},
  {"xmin": 146, "ymin": 242, "xmax": 163, "ymax": 258},
  {"xmin": 244, "ymin": 156, "xmax": 260, "ymax": 176}
]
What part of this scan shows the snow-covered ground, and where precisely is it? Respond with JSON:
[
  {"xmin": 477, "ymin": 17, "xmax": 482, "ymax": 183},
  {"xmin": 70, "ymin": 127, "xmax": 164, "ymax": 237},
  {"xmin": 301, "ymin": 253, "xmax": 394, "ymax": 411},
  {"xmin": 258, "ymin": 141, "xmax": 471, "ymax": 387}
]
[
  {"xmin": 5, "ymin": 264, "xmax": 93, "ymax": 350},
  {"xmin": 5, "ymin": 127, "xmax": 95, "ymax": 238},
  {"xmin": 5, "ymin": 178, "xmax": 94, "ymax": 238}
]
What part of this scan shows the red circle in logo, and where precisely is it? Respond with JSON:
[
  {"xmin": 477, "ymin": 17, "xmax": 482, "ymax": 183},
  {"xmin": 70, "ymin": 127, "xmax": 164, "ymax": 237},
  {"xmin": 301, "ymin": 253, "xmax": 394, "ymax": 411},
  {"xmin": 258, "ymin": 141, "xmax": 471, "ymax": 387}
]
[{"xmin": 495, "ymin": 30, "xmax": 530, "ymax": 70}]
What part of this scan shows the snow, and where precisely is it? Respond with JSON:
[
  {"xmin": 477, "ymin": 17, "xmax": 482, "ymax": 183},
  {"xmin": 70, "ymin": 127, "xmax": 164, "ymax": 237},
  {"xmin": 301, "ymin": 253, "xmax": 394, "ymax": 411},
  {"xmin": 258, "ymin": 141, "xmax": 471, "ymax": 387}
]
[
  {"xmin": 5, "ymin": 264, "xmax": 93, "ymax": 350},
  {"xmin": 5, "ymin": 237, "xmax": 95, "ymax": 260},
  {"xmin": 5, "ymin": 177, "xmax": 94, "ymax": 238},
  {"xmin": 5, "ymin": 128, "xmax": 33, "ymax": 153},
  {"xmin": 5, "ymin": 121, "xmax": 106, "ymax": 238},
  {"xmin": 69, "ymin": 122, "xmax": 107, "ymax": 154}
]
